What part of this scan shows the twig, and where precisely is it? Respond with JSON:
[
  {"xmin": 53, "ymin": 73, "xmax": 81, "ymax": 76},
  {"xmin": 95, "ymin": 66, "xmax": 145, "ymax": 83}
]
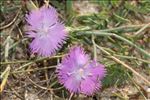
[
  {"xmin": 26, "ymin": 0, "xmax": 38, "ymax": 10},
  {"xmin": 4, "ymin": 36, "xmax": 11, "ymax": 60},
  {"xmin": 69, "ymin": 92, "xmax": 74, "ymax": 100},
  {"xmin": 27, "ymin": 76, "xmax": 52, "ymax": 90},
  {"xmin": 16, "ymin": 25, "xmax": 24, "ymax": 38},
  {"xmin": 16, "ymin": 54, "xmax": 65, "ymax": 71},
  {"xmin": 0, "ymin": 60, "xmax": 29, "ymax": 65},
  {"xmin": 96, "ymin": 44, "xmax": 150, "ymax": 85},
  {"xmin": 0, "ymin": 66, "xmax": 10, "ymax": 92},
  {"xmin": 112, "ymin": 92, "xmax": 128, "ymax": 100},
  {"xmin": 1, "ymin": 38, "xmax": 28, "ymax": 57},
  {"xmin": 127, "ymin": 73, "xmax": 148, "ymax": 100},
  {"xmin": 134, "ymin": 23, "xmax": 150, "ymax": 36},
  {"xmin": 43, "ymin": 60, "xmax": 50, "ymax": 93},
  {"xmin": 92, "ymin": 35, "xmax": 97, "ymax": 60},
  {"xmin": 112, "ymin": 54, "xmax": 150, "ymax": 64},
  {"xmin": 8, "ymin": 38, "xmax": 28, "ymax": 51},
  {"xmin": 12, "ymin": 65, "xmax": 56, "ymax": 74},
  {"xmin": 0, "ymin": 8, "xmax": 22, "ymax": 30},
  {"xmin": 27, "ymin": 76, "xmax": 63, "ymax": 91},
  {"xmin": 7, "ymin": 83, "xmax": 24, "ymax": 100},
  {"xmin": 0, "ymin": 36, "xmax": 11, "ymax": 92}
]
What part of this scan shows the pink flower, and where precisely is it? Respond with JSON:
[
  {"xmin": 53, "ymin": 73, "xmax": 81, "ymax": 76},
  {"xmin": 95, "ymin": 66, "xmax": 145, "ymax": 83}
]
[
  {"xmin": 26, "ymin": 5, "xmax": 67, "ymax": 56},
  {"xmin": 57, "ymin": 46, "xmax": 106, "ymax": 95}
]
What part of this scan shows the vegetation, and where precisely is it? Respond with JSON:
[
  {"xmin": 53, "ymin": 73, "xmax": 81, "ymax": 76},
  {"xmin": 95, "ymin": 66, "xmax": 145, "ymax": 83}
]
[{"xmin": 0, "ymin": 0, "xmax": 150, "ymax": 99}]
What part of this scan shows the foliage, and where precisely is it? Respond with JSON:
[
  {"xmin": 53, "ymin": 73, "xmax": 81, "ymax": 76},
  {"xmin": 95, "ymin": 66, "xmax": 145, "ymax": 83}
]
[{"xmin": 0, "ymin": 0, "xmax": 150, "ymax": 99}]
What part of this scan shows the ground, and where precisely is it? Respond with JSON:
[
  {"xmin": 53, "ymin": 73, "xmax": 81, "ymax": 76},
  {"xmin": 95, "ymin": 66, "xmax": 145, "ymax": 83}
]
[{"xmin": 0, "ymin": 0, "xmax": 150, "ymax": 100}]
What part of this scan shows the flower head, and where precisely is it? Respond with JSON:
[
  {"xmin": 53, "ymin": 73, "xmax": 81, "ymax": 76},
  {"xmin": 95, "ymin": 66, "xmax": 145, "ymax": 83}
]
[
  {"xmin": 26, "ymin": 5, "xmax": 67, "ymax": 56},
  {"xmin": 57, "ymin": 46, "xmax": 106, "ymax": 95}
]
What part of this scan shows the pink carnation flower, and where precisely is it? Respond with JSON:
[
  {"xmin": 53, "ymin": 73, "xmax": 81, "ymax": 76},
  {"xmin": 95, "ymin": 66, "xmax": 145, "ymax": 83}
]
[
  {"xmin": 26, "ymin": 5, "xmax": 67, "ymax": 56},
  {"xmin": 57, "ymin": 46, "xmax": 106, "ymax": 95}
]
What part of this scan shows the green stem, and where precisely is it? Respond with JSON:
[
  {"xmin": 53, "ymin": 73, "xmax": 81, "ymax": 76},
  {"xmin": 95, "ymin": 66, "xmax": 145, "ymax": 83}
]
[
  {"xmin": 112, "ymin": 54, "xmax": 150, "ymax": 63},
  {"xmin": 78, "ymin": 31, "xmax": 150, "ymax": 58},
  {"xmin": 12, "ymin": 65, "xmax": 56, "ymax": 74},
  {"xmin": 67, "ymin": 24, "xmax": 150, "ymax": 33},
  {"xmin": 16, "ymin": 54, "xmax": 65, "ymax": 71},
  {"xmin": 0, "ymin": 60, "xmax": 28, "ymax": 65}
]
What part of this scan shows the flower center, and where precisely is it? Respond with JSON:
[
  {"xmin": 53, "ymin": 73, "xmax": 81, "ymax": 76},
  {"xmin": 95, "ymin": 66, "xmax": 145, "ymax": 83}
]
[
  {"xmin": 75, "ymin": 68, "xmax": 87, "ymax": 80},
  {"xmin": 37, "ymin": 22, "xmax": 56, "ymax": 37},
  {"xmin": 78, "ymin": 68, "xmax": 84, "ymax": 77},
  {"xmin": 67, "ymin": 65, "xmax": 93, "ymax": 80},
  {"xmin": 67, "ymin": 68, "xmax": 85, "ymax": 80}
]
